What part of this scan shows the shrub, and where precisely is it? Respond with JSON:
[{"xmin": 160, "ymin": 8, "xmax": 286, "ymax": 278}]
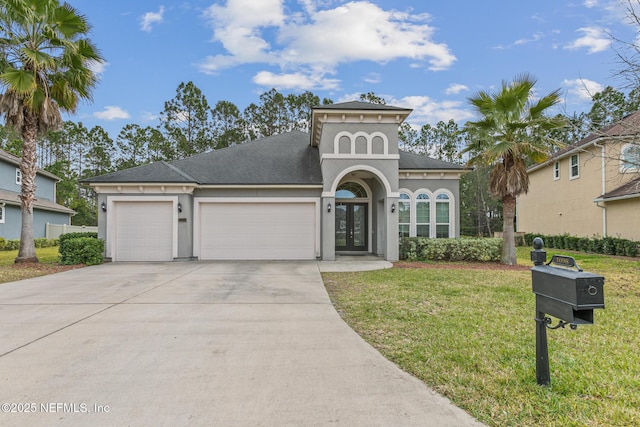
[
  {"xmin": 0, "ymin": 237, "xmax": 5, "ymax": 250},
  {"xmin": 59, "ymin": 237, "xmax": 104, "ymax": 265},
  {"xmin": 34, "ymin": 238, "xmax": 59, "ymax": 248},
  {"xmin": 399, "ymin": 237, "xmax": 501, "ymax": 262},
  {"xmin": 521, "ymin": 233, "xmax": 639, "ymax": 258},
  {"xmin": 58, "ymin": 232, "xmax": 98, "ymax": 256},
  {"xmin": 4, "ymin": 239, "xmax": 20, "ymax": 251}
]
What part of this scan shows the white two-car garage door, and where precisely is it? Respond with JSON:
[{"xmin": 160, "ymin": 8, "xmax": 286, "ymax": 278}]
[
  {"xmin": 114, "ymin": 201, "xmax": 174, "ymax": 261},
  {"xmin": 198, "ymin": 202, "xmax": 317, "ymax": 260}
]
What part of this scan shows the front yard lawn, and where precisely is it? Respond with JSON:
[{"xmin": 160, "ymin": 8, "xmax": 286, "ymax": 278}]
[
  {"xmin": 0, "ymin": 247, "xmax": 81, "ymax": 284},
  {"xmin": 323, "ymin": 247, "xmax": 640, "ymax": 427}
]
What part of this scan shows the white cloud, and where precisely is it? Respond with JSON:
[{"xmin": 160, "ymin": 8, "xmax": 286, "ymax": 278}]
[
  {"xmin": 198, "ymin": 1, "xmax": 455, "ymax": 91},
  {"xmin": 584, "ymin": 0, "xmax": 598, "ymax": 7},
  {"xmin": 564, "ymin": 27, "xmax": 611, "ymax": 53},
  {"xmin": 140, "ymin": 111, "xmax": 158, "ymax": 122},
  {"xmin": 363, "ymin": 73, "xmax": 382, "ymax": 84},
  {"xmin": 140, "ymin": 6, "xmax": 165, "ymax": 32},
  {"xmin": 252, "ymin": 70, "xmax": 340, "ymax": 90},
  {"xmin": 398, "ymin": 95, "xmax": 475, "ymax": 125},
  {"xmin": 88, "ymin": 60, "xmax": 108, "ymax": 75},
  {"xmin": 445, "ymin": 83, "xmax": 469, "ymax": 95},
  {"xmin": 562, "ymin": 78, "xmax": 604, "ymax": 101},
  {"xmin": 93, "ymin": 106, "xmax": 130, "ymax": 120}
]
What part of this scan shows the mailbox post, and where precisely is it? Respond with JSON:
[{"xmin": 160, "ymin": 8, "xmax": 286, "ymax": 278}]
[{"xmin": 530, "ymin": 237, "xmax": 605, "ymax": 386}]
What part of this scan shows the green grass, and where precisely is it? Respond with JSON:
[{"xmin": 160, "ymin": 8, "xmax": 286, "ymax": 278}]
[
  {"xmin": 323, "ymin": 247, "xmax": 640, "ymax": 427},
  {"xmin": 0, "ymin": 247, "xmax": 67, "ymax": 284}
]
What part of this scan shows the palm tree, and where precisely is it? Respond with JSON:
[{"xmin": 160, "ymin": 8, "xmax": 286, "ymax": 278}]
[
  {"xmin": 0, "ymin": 0, "xmax": 103, "ymax": 262},
  {"xmin": 462, "ymin": 74, "xmax": 566, "ymax": 265}
]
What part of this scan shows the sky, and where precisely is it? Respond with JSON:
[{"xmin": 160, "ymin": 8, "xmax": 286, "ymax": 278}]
[{"xmin": 65, "ymin": 0, "xmax": 637, "ymax": 138}]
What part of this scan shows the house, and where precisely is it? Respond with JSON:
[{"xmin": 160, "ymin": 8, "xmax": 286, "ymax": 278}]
[
  {"xmin": 83, "ymin": 101, "xmax": 469, "ymax": 262},
  {"xmin": 0, "ymin": 148, "xmax": 75, "ymax": 239},
  {"xmin": 517, "ymin": 111, "xmax": 640, "ymax": 241}
]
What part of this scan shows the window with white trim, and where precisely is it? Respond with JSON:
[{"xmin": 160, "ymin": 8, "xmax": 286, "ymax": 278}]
[
  {"xmin": 570, "ymin": 154, "xmax": 579, "ymax": 179},
  {"xmin": 15, "ymin": 168, "xmax": 22, "ymax": 185},
  {"xmin": 435, "ymin": 194, "xmax": 450, "ymax": 238},
  {"xmin": 416, "ymin": 193, "xmax": 430, "ymax": 237},
  {"xmin": 0, "ymin": 206, "xmax": 4, "ymax": 223},
  {"xmin": 620, "ymin": 143, "xmax": 640, "ymax": 172},
  {"xmin": 553, "ymin": 162, "xmax": 560, "ymax": 180},
  {"xmin": 398, "ymin": 193, "xmax": 411, "ymax": 238}
]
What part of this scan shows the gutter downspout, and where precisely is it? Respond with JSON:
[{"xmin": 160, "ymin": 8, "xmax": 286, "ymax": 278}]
[{"xmin": 593, "ymin": 142, "xmax": 607, "ymax": 237}]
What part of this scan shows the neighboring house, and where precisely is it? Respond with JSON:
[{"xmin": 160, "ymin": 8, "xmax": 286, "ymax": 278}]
[
  {"xmin": 83, "ymin": 101, "xmax": 469, "ymax": 262},
  {"xmin": 0, "ymin": 148, "xmax": 74, "ymax": 239},
  {"xmin": 517, "ymin": 111, "xmax": 640, "ymax": 241}
]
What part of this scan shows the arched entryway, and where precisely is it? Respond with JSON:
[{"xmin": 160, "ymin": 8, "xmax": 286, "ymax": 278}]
[{"xmin": 335, "ymin": 181, "xmax": 370, "ymax": 252}]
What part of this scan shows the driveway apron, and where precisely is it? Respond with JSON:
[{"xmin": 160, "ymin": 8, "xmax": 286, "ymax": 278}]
[{"xmin": 0, "ymin": 262, "xmax": 485, "ymax": 427}]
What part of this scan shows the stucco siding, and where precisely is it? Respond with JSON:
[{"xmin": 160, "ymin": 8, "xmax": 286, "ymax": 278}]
[
  {"xmin": 606, "ymin": 199, "xmax": 640, "ymax": 241},
  {"xmin": 318, "ymin": 122, "xmax": 400, "ymax": 158},
  {"xmin": 518, "ymin": 142, "xmax": 640, "ymax": 240}
]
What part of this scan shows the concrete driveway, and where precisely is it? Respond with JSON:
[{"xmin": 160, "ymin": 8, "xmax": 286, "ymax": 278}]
[{"xmin": 0, "ymin": 262, "xmax": 485, "ymax": 427}]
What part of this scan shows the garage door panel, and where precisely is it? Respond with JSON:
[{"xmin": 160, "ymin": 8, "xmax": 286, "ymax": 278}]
[
  {"xmin": 115, "ymin": 201, "xmax": 174, "ymax": 262},
  {"xmin": 199, "ymin": 202, "xmax": 316, "ymax": 260}
]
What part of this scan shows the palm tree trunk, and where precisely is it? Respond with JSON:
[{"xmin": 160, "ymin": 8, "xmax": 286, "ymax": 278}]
[
  {"xmin": 16, "ymin": 111, "xmax": 39, "ymax": 263},
  {"xmin": 501, "ymin": 194, "xmax": 517, "ymax": 265}
]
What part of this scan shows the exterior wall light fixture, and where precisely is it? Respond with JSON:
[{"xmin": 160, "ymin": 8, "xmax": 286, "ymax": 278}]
[
  {"xmin": 101, "ymin": 202, "xmax": 107, "ymax": 212},
  {"xmin": 327, "ymin": 202, "xmax": 331, "ymax": 213},
  {"xmin": 391, "ymin": 203, "xmax": 396, "ymax": 213},
  {"xmin": 178, "ymin": 203, "xmax": 182, "ymax": 213}
]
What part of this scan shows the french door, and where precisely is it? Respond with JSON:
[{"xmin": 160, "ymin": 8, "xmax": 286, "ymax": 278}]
[{"xmin": 335, "ymin": 203, "xmax": 367, "ymax": 251}]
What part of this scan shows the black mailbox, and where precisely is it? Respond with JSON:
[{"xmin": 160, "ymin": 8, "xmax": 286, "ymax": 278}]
[{"xmin": 532, "ymin": 257, "xmax": 604, "ymax": 324}]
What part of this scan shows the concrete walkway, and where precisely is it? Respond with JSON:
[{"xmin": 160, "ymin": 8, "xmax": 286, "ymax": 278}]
[{"xmin": 0, "ymin": 261, "xmax": 485, "ymax": 427}]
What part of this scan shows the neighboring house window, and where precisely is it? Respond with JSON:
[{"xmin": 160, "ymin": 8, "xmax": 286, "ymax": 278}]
[
  {"xmin": 398, "ymin": 193, "xmax": 411, "ymax": 238},
  {"xmin": 553, "ymin": 162, "xmax": 560, "ymax": 180},
  {"xmin": 0, "ymin": 206, "xmax": 4, "ymax": 224},
  {"xmin": 435, "ymin": 193, "xmax": 450, "ymax": 238},
  {"xmin": 416, "ymin": 193, "xmax": 430, "ymax": 237},
  {"xmin": 620, "ymin": 143, "xmax": 640, "ymax": 172},
  {"xmin": 15, "ymin": 168, "xmax": 22, "ymax": 185},
  {"xmin": 570, "ymin": 154, "xmax": 579, "ymax": 179}
]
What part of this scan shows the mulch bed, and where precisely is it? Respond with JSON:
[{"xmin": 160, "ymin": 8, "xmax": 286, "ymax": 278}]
[
  {"xmin": 393, "ymin": 261, "xmax": 531, "ymax": 271},
  {"xmin": 8, "ymin": 263, "xmax": 85, "ymax": 273}
]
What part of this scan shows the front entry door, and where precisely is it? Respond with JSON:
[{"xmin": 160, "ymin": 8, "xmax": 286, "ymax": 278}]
[{"xmin": 335, "ymin": 203, "xmax": 367, "ymax": 251}]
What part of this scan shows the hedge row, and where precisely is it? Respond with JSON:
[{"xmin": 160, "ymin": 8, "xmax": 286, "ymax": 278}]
[
  {"xmin": 523, "ymin": 233, "xmax": 639, "ymax": 257},
  {"xmin": 400, "ymin": 237, "xmax": 502, "ymax": 262},
  {"xmin": 58, "ymin": 232, "xmax": 103, "ymax": 265},
  {"xmin": 0, "ymin": 238, "xmax": 59, "ymax": 251}
]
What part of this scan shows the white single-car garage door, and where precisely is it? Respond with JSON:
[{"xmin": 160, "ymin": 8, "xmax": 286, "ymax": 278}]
[
  {"xmin": 198, "ymin": 202, "xmax": 317, "ymax": 260},
  {"xmin": 114, "ymin": 201, "xmax": 174, "ymax": 261}
]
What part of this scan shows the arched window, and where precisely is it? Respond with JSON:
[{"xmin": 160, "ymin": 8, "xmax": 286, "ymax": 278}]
[
  {"xmin": 336, "ymin": 182, "xmax": 368, "ymax": 199},
  {"xmin": 621, "ymin": 143, "xmax": 640, "ymax": 172},
  {"xmin": 435, "ymin": 193, "xmax": 450, "ymax": 238},
  {"xmin": 416, "ymin": 193, "xmax": 430, "ymax": 237},
  {"xmin": 398, "ymin": 193, "xmax": 411, "ymax": 238}
]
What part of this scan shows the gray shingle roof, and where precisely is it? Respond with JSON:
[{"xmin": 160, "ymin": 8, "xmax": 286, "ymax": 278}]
[
  {"xmin": 171, "ymin": 131, "xmax": 322, "ymax": 185},
  {"xmin": 83, "ymin": 130, "xmax": 465, "ymax": 185},
  {"xmin": 82, "ymin": 161, "xmax": 197, "ymax": 184},
  {"xmin": 84, "ymin": 131, "xmax": 322, "ymax": 185},
  {"xmin": 598, "ymin": 177, "xmax": 640, "ymax": 201},
  {"xmin": 314, "ymin": 101, "xmax": 412, "ymax": 112},
  {"xmin": 0, "ymin": 189, "xmax": 74, "ymax": 214}
]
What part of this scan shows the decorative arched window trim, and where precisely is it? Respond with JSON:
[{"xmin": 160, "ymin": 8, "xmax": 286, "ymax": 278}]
[
  {"xmin": 397, "ymin": 188, "xmax": 455, "ymax": 238},
  {"xmin": 335, "ymin": 180, "xmax": 370, "ymax": 200}
]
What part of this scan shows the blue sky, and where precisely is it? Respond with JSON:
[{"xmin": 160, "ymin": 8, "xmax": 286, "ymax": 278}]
[{"xmin": 67, "ymin": 0, "xmax": 635, "ymax": 138}]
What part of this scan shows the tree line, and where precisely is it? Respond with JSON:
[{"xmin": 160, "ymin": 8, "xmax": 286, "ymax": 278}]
[{"xmin": 1, "ymin": 83, "xmax": 638, "ymax": 234}]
